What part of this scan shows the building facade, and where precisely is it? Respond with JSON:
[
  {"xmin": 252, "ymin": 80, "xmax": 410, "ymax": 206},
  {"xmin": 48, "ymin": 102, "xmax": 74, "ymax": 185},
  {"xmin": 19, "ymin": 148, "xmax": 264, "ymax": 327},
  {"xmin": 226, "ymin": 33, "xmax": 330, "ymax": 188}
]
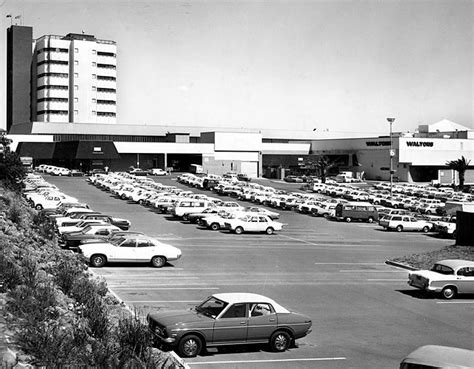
[{"xmin": 31, "ymin": 33, "xmax": 117, "ymax": 124}]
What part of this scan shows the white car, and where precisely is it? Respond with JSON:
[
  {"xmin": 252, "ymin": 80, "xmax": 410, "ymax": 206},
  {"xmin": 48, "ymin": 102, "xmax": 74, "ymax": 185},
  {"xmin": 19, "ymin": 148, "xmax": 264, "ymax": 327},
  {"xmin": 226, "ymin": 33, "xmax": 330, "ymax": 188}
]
[
  {"xmin": 379, "ymin": 215, "xmax": 432, "ymax": 232},
  {"xmin": 241, "ymin": 206, "xmax": 280, "ymax": 220},
  {"xmin": 78, "ymin": 235, "xmax": 182, "ymax": 268},
  {"xmin": 408, "ymin": 260, "xmax": 474, "ymax": 299},
  {"xmin": 150, "ymin": 168, "xmax": 167, "ymax": 176},
  {"xmin": 224, "ymin": 214, "xmax": 284, "ymax": 235}
]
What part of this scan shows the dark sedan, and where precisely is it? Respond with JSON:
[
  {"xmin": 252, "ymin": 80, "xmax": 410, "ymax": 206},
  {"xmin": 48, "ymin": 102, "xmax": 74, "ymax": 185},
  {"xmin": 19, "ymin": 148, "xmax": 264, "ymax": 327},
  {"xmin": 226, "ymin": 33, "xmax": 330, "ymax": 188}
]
[{"xmin": 147, "ymin": 293, "xmax": 312, "ymax": 358}]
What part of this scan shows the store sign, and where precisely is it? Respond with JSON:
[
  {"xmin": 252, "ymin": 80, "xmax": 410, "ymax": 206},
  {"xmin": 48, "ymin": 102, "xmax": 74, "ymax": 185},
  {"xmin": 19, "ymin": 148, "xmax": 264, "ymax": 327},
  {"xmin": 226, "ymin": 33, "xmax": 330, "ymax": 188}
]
[
  {"xmin": 406, "ymin": 141, "xmax": 434, "ymax": 147},
  {"xmin": 93, "ymin": 147, "xmax": 103, "ymax": 153},
  {"xmin": 366, "ymin": 141, "xmax": 390, "ymax": 147}
]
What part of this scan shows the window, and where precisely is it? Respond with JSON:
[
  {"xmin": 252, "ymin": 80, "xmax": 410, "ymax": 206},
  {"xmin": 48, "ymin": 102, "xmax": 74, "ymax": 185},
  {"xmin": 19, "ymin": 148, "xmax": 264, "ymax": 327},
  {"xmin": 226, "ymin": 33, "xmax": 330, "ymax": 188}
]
[
  {"xmin": 457, "ymin": 267, "xmax": 474, "ymax": 277},
  {"xmin": 221, "ymin": 303, "xmax": 247, "ymax": 319},
  {"xmin": 120, "ymin": 239, "xmax": 136, "ymax": 248},
  {"xmin": 137, "ymin": 240, "xmax": 150, "ymax": 248},
  {"xmin": 251, "ymin": 303, "xmax": 273, "ymax": 317}
]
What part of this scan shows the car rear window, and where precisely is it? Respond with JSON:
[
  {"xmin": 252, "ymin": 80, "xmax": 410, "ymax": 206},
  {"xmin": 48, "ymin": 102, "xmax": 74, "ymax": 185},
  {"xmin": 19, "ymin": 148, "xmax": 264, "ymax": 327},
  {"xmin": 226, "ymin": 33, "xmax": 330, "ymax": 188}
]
[{"xmin": 430, "ymin": 264, "xmax": 454, "ymax": 275}]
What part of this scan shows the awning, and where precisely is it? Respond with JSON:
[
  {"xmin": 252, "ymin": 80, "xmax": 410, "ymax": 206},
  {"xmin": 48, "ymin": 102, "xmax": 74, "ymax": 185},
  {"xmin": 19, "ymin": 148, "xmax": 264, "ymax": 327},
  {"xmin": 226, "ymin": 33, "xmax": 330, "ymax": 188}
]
[
  {"xmin": 16, "ymin": 142, "xmax": 55, "ymax": 159},
  {"xmin": 54, "ymin": 141, "xmax": 120, "ymax": 160}
]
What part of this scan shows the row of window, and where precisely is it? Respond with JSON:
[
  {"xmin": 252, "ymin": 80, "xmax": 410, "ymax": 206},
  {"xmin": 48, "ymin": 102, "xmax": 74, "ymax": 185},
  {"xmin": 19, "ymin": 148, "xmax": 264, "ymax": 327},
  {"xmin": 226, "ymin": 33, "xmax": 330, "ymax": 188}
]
[
  {"xmin": 37, "ymin": 110, "xmax": 68, "ymax": 115},
  {"xmin": 38, "ymin": 98, "xmax": 68, "ymax": 103},
  {"xmin": 38, "ymin": 72, "xmax": 68, "ymax": 78},
  {"xmin": 97, "ymin": 63, "xmax": 116, "ymax": 69},
  {"xmin": 37, "ymin": 47, "xmax": 68, "ymax": 54},
  {"xmin": 38, "ymin": 60, "xmax": 68, "ymax": 66},
  {"xmin": 53, "ymin": 134, "xmax": 200, "ymax": 143},
  {"xmin": 97, "ymin": 76, "xmax": 116, "ymax": 81},
  {"xmin": 37, "ymin": 85, "xmax": 68, "ymax": 91},
  {"xmin": 96, "ymin": 99, "xmax": 116, "ymax": 105},
  {"xmin": 97, "ymin": 112, "xmax": 116, "ymax": 117},
  {"xmin": 97, "ymin": 51, "xmax": 116, "ymax": 57}
]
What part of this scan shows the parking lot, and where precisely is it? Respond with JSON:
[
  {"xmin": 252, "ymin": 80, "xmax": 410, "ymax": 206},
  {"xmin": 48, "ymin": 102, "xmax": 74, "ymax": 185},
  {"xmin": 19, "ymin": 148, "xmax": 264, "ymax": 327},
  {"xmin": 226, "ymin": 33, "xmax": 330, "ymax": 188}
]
[{"xmin": 46, "ymin": 175, "xmax": 472, "ymax": 369}]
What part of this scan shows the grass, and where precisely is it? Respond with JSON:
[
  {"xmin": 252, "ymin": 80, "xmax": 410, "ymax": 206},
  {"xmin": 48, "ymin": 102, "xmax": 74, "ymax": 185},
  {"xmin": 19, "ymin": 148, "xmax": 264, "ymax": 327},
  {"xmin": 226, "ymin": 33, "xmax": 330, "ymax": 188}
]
[{"xmin": 389, "ymin": 245, "xmax": 474, "ymax": 270}]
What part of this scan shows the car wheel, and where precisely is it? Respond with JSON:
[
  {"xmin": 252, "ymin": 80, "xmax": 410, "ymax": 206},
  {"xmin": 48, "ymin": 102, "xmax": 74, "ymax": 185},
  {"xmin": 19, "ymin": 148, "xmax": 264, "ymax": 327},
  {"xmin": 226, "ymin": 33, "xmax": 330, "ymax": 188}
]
[
  {"xmin": 270, "ymin": 331, "xmax": 291, "ymax": 352},
  {"xmin": 35, "ymin": 204, "xmax": 43, "ymax": 210},
  {"xmin": 426, "ymin": 210, "xmax": 432, "ymax": 215},
  {"xmin": 367, "ymin": 216, "xmax": 374, "ymax": 223},
  {"xmin": 90, "ymin": 254, "xmax": 106, "ymax": 267},
  {"xmin": 182, "ymin": 214, "xmax": 189, "ymax": 221},
  {"xmin": 151, "ymin": 256, "xmax": 166, "ymax": 268},
  {"xmin": 345, "ymin": 217, "xmax": 351, "ymax": 223},
  {"xmin": 452, "ymin": 231, "xmax": 456, "ymax": 239},
  {"xmin": 178, "ymin": 335, "xmax": 202, "ymax": 358},
  {"xmin": 266, "ymin": 227, "xmax": 274, "ymax": 235},
  {"xmin": 234, "ymin": 226, "xmax": 244, "ymax": 234},
  {"xmin": 396, "ymin": 225, "xmax": 403, "ymax": 232},
  {"xmin": 422, "ymin": 226, "xmax": 430, "ymax": 233},
  {"xmin": 441, "ymin": 286, "xmax": 456, "ymax": 300},
  {"xmin": 210, "ymin": 223, "xmax": 220, "ymax": 231}
]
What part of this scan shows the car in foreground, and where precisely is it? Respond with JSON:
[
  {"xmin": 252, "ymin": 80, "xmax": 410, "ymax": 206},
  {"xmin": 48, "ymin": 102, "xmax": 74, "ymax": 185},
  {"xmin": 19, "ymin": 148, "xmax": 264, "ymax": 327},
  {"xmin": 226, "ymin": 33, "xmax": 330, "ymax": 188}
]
[
  {"xmin": 147, "ymin": 293, "xmax": 312, "ymax": 358},
  {"xmin": 224, "ymin": 214, "xmax": 284, "ymax": 234},
  {"xmin": 379, "ymin": 215, "xmax": 432, "ymax": 232},
  {"xmin": 400, "ymin": 345, "xmax": 474, "ymax": 369},
  {"xmin": 78, "ymin": 235, "xmax": 182, "ymax": 268},
  {"xmin": 407, "ymin": 259, "xmax": 474, "ymax": 299}
]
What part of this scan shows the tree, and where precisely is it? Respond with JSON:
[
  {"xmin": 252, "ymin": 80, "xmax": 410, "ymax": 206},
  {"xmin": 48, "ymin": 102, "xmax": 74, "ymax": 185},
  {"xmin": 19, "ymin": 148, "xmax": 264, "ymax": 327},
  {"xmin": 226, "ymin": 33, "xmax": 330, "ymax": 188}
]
[
  {"xmin": 446, "ymin": 156, "xmax": 471, "ymax": 191},
  {"xmin": 315, "ymin": 156, "xmax": 335, "ymax": 183},
  {"xmin": 0, "ymin": 134, "xmax": 26, "ymax": 191}
]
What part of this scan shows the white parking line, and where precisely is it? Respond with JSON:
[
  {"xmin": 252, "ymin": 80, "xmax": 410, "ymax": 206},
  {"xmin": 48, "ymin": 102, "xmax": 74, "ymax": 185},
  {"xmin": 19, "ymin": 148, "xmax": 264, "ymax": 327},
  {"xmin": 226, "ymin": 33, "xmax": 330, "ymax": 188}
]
[
  {"xmin": 189, "ymin": 357, "xmax": 347, "ymax": 366},
  {"xmin": 315, "ymin": 262, "xmax": 384, "ymax": 265},
  {"xmin": 436, "ymin": 301, "xmax": 474, "ymax": 304},
  {"xmin": 339, "ymin": 270, "xmax": 406, "ymax": 273},
  {"xmin": 126, "ymin": 300, "xmax": 201, "ymax": 303},
  {"xmin": 367, "ymin": 279, "xmax": 407, "ymax": 281},
  {"xmin": 111, "ymin": 287, "xmax": 220, "ymax": 290}
]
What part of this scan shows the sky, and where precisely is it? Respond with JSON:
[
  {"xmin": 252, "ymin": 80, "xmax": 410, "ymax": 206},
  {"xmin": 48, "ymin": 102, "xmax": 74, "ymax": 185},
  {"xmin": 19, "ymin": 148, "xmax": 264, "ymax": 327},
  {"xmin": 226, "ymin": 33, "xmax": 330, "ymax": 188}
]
[{"xmin": 0, "ymin": 0, "xmax": 473, "ymax": 136}]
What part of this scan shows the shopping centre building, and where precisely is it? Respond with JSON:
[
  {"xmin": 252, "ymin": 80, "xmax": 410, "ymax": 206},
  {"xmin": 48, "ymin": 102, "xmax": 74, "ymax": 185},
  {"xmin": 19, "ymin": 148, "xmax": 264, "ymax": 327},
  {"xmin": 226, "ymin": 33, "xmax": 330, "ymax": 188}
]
[{"xmin": 5, "ymin": 25, "xmax": 474, "ymax": 182}]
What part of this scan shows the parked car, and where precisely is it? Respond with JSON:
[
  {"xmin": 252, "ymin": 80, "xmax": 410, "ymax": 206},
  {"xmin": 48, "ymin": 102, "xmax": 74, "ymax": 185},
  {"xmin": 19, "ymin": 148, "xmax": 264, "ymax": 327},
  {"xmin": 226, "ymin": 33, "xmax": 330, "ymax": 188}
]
[
  {"xmin": 408, "ymin": 259, "xmax": 474, "ymax": 299},
  {"xmin": 68, "ymin": 169, "xmax": 84, "ymax": 177},
  {"xmin": 147, "ymin": 293, "xmax": 312, "ymax": 357},
  {"xmin": 224, "ymin": 214, "xmax": 284, "ymax": 235},
  {"xmin": 128, "ymin": 168, "xmax": 148, "ymax": 176},
  {"xmin": 379, "ymin": 215, "xmax": 432, "ymax": 232},
  {"xmin": 149, "ymin": 168, "xmax": 167, "ymax": 176},
  {"xmin": 59, "ymin": 226, "xmax": 128, "ymax": 251},
  {"xmin": 78, "ymin": 235, "xmax": 182, "ymax": 268},
  {"xmin": 400, "ymin": 345, "xmax": 474, "ymax": 369}
]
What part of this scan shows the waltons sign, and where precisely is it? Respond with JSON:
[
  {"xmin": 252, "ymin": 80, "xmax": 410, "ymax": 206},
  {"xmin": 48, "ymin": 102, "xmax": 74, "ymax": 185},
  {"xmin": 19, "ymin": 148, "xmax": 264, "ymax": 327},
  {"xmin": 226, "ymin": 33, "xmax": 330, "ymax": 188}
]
[{"xmin": 405, "ymin": 141, "xmax": 434, "ymax": 147}]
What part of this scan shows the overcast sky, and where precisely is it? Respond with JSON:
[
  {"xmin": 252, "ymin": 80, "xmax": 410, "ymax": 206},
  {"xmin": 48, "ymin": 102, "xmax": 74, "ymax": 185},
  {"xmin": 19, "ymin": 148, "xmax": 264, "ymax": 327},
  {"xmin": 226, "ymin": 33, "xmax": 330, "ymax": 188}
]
[{"xmin": 1, "ymin": 0, "xmax": 472, "ymax": 135}]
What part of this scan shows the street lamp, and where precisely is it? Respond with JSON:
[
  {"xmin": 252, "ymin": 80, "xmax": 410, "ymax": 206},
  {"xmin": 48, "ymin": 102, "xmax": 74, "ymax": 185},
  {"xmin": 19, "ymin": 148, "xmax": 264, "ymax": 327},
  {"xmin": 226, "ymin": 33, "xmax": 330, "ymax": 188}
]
[{"xmin": 387, "ymin": 117, "xmax": 396, "ymax": 196}]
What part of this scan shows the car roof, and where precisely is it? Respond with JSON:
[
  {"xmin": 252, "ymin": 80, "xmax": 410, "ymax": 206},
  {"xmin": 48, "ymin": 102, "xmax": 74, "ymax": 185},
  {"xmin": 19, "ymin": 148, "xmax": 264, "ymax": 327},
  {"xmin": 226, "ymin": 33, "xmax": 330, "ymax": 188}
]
[
  {"xmin": 435, "ymin": 259, "xmax": 474, "ymax": 269},
  {"xmin": 212, "ymin": 293, "xmax": 290, "ymax": 313},
  {"xmin": 401, "ymin": 345, "xmax": 474, "ymax": 368}
]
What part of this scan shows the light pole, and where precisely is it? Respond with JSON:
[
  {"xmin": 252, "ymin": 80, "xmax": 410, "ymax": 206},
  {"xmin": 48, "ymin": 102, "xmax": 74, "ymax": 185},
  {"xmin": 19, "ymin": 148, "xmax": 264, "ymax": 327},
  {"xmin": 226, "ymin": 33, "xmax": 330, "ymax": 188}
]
[{"xmin": 387, "ymin": 117, "xmax": 395, "ymax": 196}]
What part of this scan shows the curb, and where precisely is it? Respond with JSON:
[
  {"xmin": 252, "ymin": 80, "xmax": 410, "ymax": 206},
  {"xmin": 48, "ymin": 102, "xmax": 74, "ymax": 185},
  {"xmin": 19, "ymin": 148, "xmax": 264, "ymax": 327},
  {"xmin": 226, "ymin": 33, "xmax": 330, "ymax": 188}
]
[{"xmin": 385, "ymin": 260, "xmax": 417, "ymax": 271}]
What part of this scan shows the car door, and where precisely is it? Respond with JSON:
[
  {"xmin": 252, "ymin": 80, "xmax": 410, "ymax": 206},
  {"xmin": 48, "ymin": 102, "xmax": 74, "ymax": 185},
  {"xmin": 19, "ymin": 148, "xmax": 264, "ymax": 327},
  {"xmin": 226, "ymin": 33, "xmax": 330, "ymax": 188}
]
[
  {"xmin": 135, "ymin": 238, "xmax": 153, "ymax": 261},
  {"xmin": 212, "ymin": 303, "xmax": 248, "ymax": 344},
  {"xmin": 455, "ymin": 267, "xmax": 474, "ymax": 294},
  {"xmin": 247, "ymin": 303, "xmax": 278, "ymax": 343},
  {"xmin": 111, "ymin": 238, "xmax": 137, "ymax": 262},
  {"xmin": 246, "ymin": 216, "xmax": 260, "ymax": 231}
]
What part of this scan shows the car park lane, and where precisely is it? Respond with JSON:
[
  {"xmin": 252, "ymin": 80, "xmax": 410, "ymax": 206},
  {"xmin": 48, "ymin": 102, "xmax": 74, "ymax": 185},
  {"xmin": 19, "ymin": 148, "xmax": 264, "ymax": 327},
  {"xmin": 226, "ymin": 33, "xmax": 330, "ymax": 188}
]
[{"xmin": 44, "ymin": 175, "xmax": 472, "ymax": 369}]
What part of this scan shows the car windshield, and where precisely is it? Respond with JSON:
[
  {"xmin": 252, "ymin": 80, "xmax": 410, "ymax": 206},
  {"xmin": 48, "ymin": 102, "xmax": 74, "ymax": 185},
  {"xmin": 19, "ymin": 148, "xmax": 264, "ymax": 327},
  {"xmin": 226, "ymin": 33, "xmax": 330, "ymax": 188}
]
[
  {"xmin": 195, "ymin": 296, "xmax": 228, "ymax": 319},
  {"xmin": 81, "ymin": 225, "xmax": 93, "ymax": 233},
  {"xmin": 430, "ymin": 263, "xmax": 454, "ymax": 275}
]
